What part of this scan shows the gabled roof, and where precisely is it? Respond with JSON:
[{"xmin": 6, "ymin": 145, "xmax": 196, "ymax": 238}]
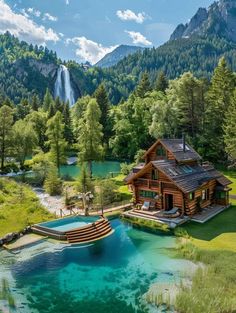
[
  {"xmin": 125, "ymin": 160, "xmax": 232, "ymax": 194},
  {"xmin": 144, "ymin": 139, "xmax": 201, "ymax": 162}
]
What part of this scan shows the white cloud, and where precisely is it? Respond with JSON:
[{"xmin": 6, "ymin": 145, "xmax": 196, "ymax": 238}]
[
  {"xmin": 67, "ymin": 36, "xmax": 117, "ymax": 64},
  {"xmin": 116, "ymin": 9, "xmax": 148, "ymax": 24},
  {"xmin": 20, "ymin": 9, "xmax": 29, "ymax": 18},
  {"xmin": 26, "ymin": 7, "xmax": 57, "ymax": 22},
  {"xmin": 65, "ymin": 0, "xmax": 69, "ymax": 5},
  {"xmin": 0, "ymin": 0, "xmax": 59, "ymax": 45},
  {"xmin": 43, "ymin": 13, "xmax": 58, "ymax": 22},
  {"xmin": 125, "ymin": 31, "xmax": 152, "ymax": 46},
  {"xmin": 27, "ymin": 7, "xmax": 41, "ymax": 18}
]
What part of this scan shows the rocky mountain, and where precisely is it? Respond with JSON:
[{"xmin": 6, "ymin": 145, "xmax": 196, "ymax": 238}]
[
  {"xmin": 170, "ymin": 0, "xmax": 236, "ymax": 42},
  {"xmin": 95, "ymin": 45, "xmax": 145, "ymax": 68}
]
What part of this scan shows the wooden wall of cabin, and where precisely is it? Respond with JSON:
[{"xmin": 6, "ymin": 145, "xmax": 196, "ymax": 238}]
[
  {"xmin": 162, "ymin": 182, "xmax": 184, "ymax": 210},
  {"xmin": 132, "ymin": 167, "xmax": 184, "ymax": 211},
  {"xmin": 184, "ymin": 180, "xmax": 216, "ymax": 215},
  {"xmin": 145, "ymin": 143, "xmax": 175, "ymax": 163}
]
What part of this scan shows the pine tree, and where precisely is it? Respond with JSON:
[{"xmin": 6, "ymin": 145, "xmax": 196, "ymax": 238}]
[
  {"xmin": 76, "ymin": 163, "xmax": 93, "ymax": 193},
  {"xmin": 94, "ymin": 84, "xmax": 110, "ymax": 144},
  {"xmin": 224, "ymin": 89, "xmax": 236, "ymax": 164},
  {"xmin": 63, "ymin": 101, "xmax": 74, "ymax": 144},
  {"xmin": 135, "ymin": 72, "xmax": 152, "ymax": 98},
  {"xmin": 16, "ymin": 98, "xmax": 30, "ymax": 120},
  {"xmin": 54, "ymin": 96, "xmax": 63, "ymax": 112},
  {"xmin": 77, "ymin": 98, "xmax": 104, "ymax": 177},
  {"xmin": 174, "ymin": 72, "xmax": 205, "ymax": 141},
  {"xmin": 155, "ymin": 71, "xmax": 169, "ymax": 93},
  {"xmin": 0, "ymin": 105, "xmax": 13, "ymax": 171},
  {"xmin": 31, "ymin": 94, "xmax": 40, "ymax": 111},
  {"xmin": 43, "ymin": 88, "xmax": 54, "ymax": 112},
  {"xmin": 204, "ymin": 57, "xmax": 235, "ymax": 162},
  {"xmin": 48, "ymin": 102, "xmax": 55, "ymax": 118},
  {"xmin": 44, "ymin": 164, "xmax": 63, "ymax": 195},
  {"xmin": 46, "ymin": 111, "xmax": 67, "ymax": 174}
]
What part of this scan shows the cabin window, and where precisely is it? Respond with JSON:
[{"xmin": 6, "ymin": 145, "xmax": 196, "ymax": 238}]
[
  {"xmin": 202, "ymin": 189, "xmax": 209, "ymax": 201},
  {"xmin": 156, "ymin": 146, "xmax": 166, "ymax": 157},
  {"xmin": 216, "ymin": 191, "xmax": 226, "ymax": 199},
  {"xmin": 189, "ymin": 192, "xmax": 195, "ymax": 200},
  {"xmin": 139, "ymin": 190, "xmax": 157, "ymax": 199},
  {"xmin": 152, "ymin": 169, "xmax": 158, "ymax": 180}
]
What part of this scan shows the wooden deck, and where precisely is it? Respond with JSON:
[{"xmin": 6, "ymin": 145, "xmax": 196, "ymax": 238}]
[
  {"xmin": 123, "ymin": 209, "xmax": 189, "ymax": 228},
  {"xmin": 190, "ymin": 204, "xmax": 231, "ymax": 223}
]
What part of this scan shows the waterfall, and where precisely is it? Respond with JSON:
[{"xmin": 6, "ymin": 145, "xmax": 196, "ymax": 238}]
[{"xmin": 54, "ymin": 65, "xmax": 75, "ymax": 106}]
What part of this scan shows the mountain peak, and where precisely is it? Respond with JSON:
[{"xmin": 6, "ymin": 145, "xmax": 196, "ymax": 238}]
[
  {"xmin": 95, "ymin": 45, "xmax": 145, "ymax": 68},
  {"xmin": 170, "ymin": 0, "xmax": 236, "ymax": 42}
]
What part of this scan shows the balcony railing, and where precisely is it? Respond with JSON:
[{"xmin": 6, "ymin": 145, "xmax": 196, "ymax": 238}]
[{"xmin": 136, "ymin": 179, "xmax": 159, "ymax": 188}]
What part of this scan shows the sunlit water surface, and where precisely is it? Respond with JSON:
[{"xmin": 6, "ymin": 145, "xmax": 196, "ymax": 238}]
[{"xmin": 0, "ymin": 219, "xmax": 194, "ymax": 313}]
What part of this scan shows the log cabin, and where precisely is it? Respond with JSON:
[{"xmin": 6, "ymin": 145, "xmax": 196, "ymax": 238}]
[{"xmin": 125, "ymin": 138, "xmax": 232, "ymax": 216}]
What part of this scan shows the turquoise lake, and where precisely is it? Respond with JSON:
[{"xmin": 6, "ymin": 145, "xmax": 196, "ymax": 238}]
[
  {"xmin": 60, "ymin": 161, "xmax": 121, "ymax": 178},
  {"xmin": 0, "ymin": 219, "xmax": 194, "ymax": 313}
]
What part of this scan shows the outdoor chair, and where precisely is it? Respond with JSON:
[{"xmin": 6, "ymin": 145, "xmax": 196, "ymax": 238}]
[{"xmin": 141, "ymin": 201, "xmax": 150, "ymax": 211}]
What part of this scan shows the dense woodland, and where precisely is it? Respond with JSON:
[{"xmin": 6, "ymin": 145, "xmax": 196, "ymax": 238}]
[
  {"xmin": 1, "ymin": 33, "xmax": 236, "ymax": 105},
  {"xmin": 1, "ymin": 55, "xmax": 236, "ymax": 186}
]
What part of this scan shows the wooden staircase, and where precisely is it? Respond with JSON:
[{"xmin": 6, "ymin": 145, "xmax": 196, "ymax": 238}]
[{"xmin": 65, "ymin": 218, "xmax": 113, "ymax": 244}]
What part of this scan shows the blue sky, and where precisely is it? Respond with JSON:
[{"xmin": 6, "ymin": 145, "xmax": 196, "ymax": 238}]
[{"xmin": 2, "ymin": 0, "xmax": 214, "ymax": 64}]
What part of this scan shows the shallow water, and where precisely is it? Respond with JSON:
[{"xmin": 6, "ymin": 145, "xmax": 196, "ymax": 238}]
[
  {"xmin": 0, "ymin": 219, "xmax": 194, "ymax": 313},
  {"xmin": 60, "ymin": 160, "xmax": 121, "ymax": 178},
  {"xmin": 39, "ymin": 216, "xmax": 99, "ymax": 232}
]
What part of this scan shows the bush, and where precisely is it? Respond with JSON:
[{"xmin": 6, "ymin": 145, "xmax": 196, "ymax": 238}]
[
  {"xmin": 95, "ymin": 179, "xmax": 117, "ymax": 207},
  {"xmin": 44, "ymin": 166, "xmax": 63, "ymax": 196},
  {"xmin": 120, "ymin": 162, "xmax": 134, "ymax": 175},
  {"xmin": 0, "ymin": 163, "xmax": 19, "ymax": 174}
]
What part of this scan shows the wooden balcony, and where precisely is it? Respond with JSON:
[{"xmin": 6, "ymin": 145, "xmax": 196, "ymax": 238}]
[{"xmin": 136, "ymin": 178, "xmax": 159, "ymax": 189}]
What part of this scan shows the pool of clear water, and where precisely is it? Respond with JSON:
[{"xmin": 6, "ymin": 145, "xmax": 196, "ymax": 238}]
[
  {"xmin": 38, "ymin": 216, "xmax": 99, "ymax": 232},
  {"xmin": 60, "ymin": 160, "xmax": 121, "ymax": 178},
  {"xmin": 0, "ymin": 219, "xmax": 195, "ymax": 313}
]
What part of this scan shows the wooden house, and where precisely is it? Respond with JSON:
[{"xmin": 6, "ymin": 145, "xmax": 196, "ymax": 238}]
[{"xmin": 125, "ymin": 138, "xmax": 232, "ymax": 216}]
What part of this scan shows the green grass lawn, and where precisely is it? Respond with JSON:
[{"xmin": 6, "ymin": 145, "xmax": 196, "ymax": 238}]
[
  {"xmin": 180, "ymin": 169, "xmax": 236, "ymax": 252},
  {"xmin": 0, "ymin": 178, "xmax": 53, "ymax": 237},
  {"xmin": 182, "ymin": 204, "xmax": 236, "ymax": 251}
]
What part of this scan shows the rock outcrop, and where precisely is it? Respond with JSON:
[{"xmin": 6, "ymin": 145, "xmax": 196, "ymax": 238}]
[{"xmin": 170, "ymin": 0, "xmax": 236, "ymax": 42}]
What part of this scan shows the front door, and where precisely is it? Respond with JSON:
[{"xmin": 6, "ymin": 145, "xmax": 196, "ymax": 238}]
[{"xmin": 165, "ymin": 194, "xmax": 173, "ymax": 211}]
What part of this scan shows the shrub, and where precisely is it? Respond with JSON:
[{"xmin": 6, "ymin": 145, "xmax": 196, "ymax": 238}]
[
  {"xmin": 44, "ymin": 165, "xmax": 63, "ymax": 196},
  {"xmin": 120, "ymin": 162, "xmax": 134, "ymax": 175}
]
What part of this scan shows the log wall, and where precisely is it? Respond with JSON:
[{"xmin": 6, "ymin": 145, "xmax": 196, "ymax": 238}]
[{"xmin": 184, "ymin": 180, "xmax": 216, "ymax": 215}]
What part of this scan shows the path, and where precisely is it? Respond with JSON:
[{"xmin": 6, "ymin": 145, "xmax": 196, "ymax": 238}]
[{"xmin": 34, "ymin": 188, "xmax": 132, "ymax": 217}]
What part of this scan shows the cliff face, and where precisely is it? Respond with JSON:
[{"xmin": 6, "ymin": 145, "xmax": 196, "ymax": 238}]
[{"xmin": 170, "ymin": 0, "xmax": 236, "ymax": 42}]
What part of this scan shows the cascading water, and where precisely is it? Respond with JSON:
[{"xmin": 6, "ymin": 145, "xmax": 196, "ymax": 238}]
[{"xmin": 54, "ymin": 64, "xmax": 75, "ymax": 106}]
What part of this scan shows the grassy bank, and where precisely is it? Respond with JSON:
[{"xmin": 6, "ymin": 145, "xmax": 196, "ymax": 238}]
[
  {"xmin": 122, "ymin": 215, "xmax": 170, "ymax": 233},
  {"xmin": 171, "ymin": 169, "xmax": 236, "ymax": 312},
  {"xmin": 0, "ymin": 178, "xmax": 53, "ymax": 237},
  {"xmin": 175, "ymin": 243, "xmax": 236, "ymax": 313}
]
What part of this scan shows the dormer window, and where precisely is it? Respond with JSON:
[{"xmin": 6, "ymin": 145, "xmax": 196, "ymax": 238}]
[
  {"xmin": 156, "ymin": 146, "xmax": 166, "ymax": 157},
  {"xmin": 152, "ymin": 169, "xmax": 158, "ymax": 180}
]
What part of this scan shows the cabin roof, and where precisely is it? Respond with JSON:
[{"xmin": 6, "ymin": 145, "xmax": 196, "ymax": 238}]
[
  {"xmin": 125, "ymin": 160, "xmax": 232, "ymax": 194},
  {"xmin": 144, "ymin": 139, "xmax": 202, "ymax": 162}
]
